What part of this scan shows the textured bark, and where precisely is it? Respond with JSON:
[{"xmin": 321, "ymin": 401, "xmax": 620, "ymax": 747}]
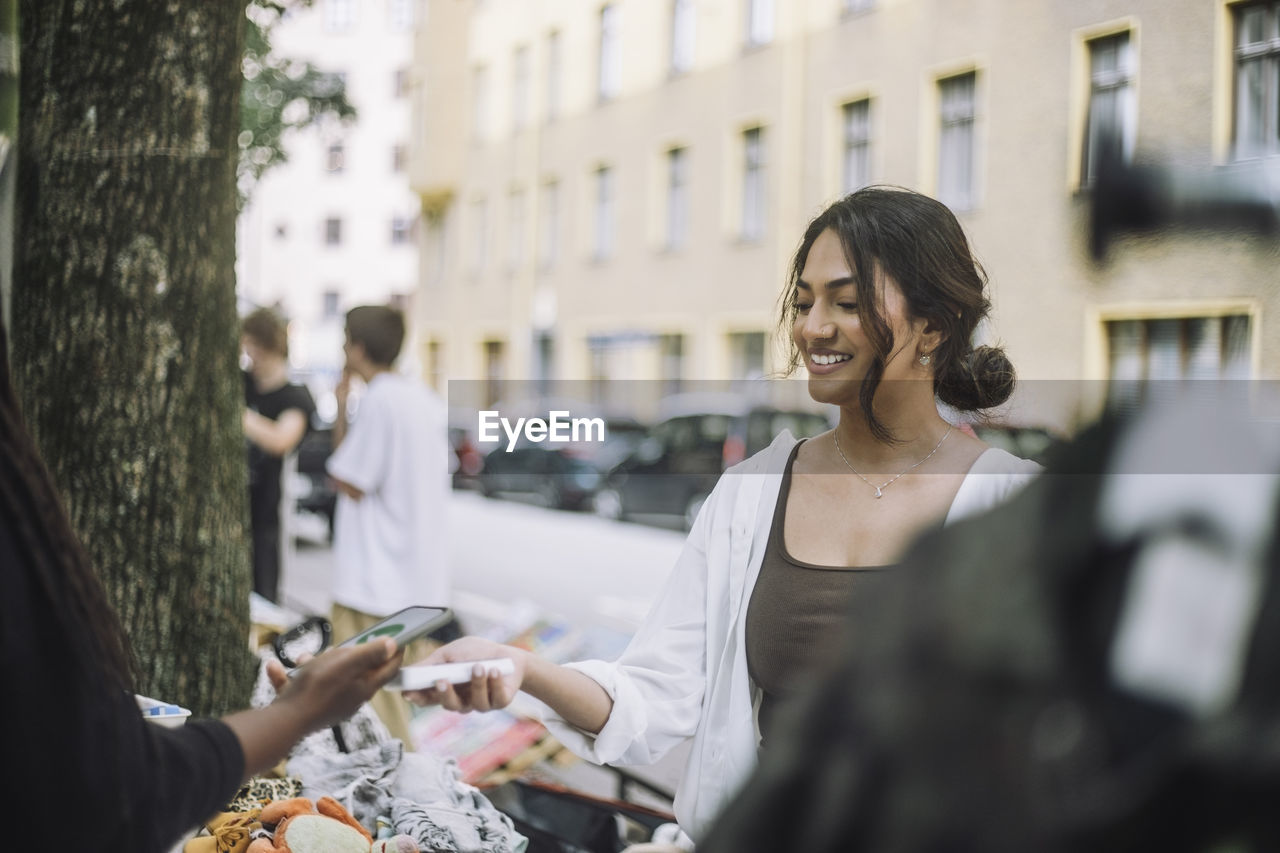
[{"xmin": 13, "ymin": 1, "xmax": 255, "ymax": 715}]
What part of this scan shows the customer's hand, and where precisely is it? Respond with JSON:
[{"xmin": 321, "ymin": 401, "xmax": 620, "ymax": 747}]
[
  {"xmin": 335, "ymin": 368, "xmax": 354, "ymax": 411},
  {"xmin": 266, "ymin": 638, "xmax": 403, "ymax": 731},
  {"xmin": 402, "ymin": 637, "xmax": 526, "ymax": 713}
]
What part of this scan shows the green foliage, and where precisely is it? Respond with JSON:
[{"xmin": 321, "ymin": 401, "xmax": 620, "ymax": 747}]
[{"xmin": 238, "ymin": 0, "xmax": 356, "ymax": 205}]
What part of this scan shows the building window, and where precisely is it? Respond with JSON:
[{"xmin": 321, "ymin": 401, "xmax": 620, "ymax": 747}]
[
  {"xmin": 547, "ymin": 29, "xmax": 563, "ymax": 121},
  {"xmin": 741, "ymin": 127, "xmax": 766, "ymax": 241},
  {"xmin": 1107, "ymin": 315, "xmax": 1252, "ymax": 409},
  {"xmin": 484, "ymin": 339, "xmax": 506, "ymax": 407},
  {"xmin": 394, "ymin": 67, "xmax": 410, "ymax": 98},
  {"xmin": 325, "ymin": 140, "xmax": 345, "ymax": 173},
  {"xmin": 471, "ymin": 198, "xmax": 489, "ymax": 273},
  {"xmin": 938, "ymin": 71, "xmax": 977, "ymax": 211},
  {"xmin": 425, "ymin": 214, "xmax": 447, "ymax": 287},
  {"xmin": 593, "ymin": 166, "xmax": 616, "ymax": 260},
  {"xmin": 599, "ymin": 4, "xmax": 620, "ymax": 102},
  {"xmin": 426, "ymin": 339, "xmax": 443, "ymax": 391},
  {"xmin": 1082, "ymin": 32, "xmax": 1134, "ymax": 186},
  {"xmin": 1234, "ymin": 1, "xmax": 1280, "ymax": 159},
  {"xmin": 729, "ymin": 331, "xmax": 766, "ymax": 379},
  {"xmin": 324, "ymin": 217, "xmax": 342, "ymax": 245},
  {"xmin": 388, "ymin": 0, "xmax": 414, "ymax": 31},
  {"xmin": 840, "ymin": 99, "xmax": 871, "ymax": 193},
  {"xmin": 533, "ymin": 331, "xmax": 555, "ymax": 386},
  {"xmin": 745, "ymin": 0, "xmax": 774, "ymax": 47},
  {"xmin": 507, "ymin": 188, "xmax": 526, "ymax": 270},
  {"xmin": 472, "ymin": 65, "xmax": 489, "ymax": 141},
  {"xmin": 323, "ymin": 0, "xmax": 356, "ymax": 32},
  {"xmin": 671, "ymin": 0, "xmax": 696, "ymax": 74},
  {"xmin": 539, "ymin": 179, "xmax": 560, "ymax": 268},
  {"xmin": 512, "ymin": 44, "xmax": 530, "ymax": 130},
  {"xmin": 322, "ymin": 290, "xmax": 340, "ymax": 318},
  {"xmin": 666, "ymin": 147, "xmax": 689, "ymax": 250},
  {"xmin": 659, "ymin": 333, "xmax": 684, "ymax": 395},
  {"xmin": 392, "ymin": 144, "xmax": 407, "ymax": 173},
  {"xmin": 391, "ymin": 216, "xmax": 415, "ymax": 245}
]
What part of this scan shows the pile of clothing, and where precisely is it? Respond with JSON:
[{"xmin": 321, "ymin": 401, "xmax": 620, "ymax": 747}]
[{"xmin": 182, "ymin": 653, "xmax": 528, "ymax": 853}]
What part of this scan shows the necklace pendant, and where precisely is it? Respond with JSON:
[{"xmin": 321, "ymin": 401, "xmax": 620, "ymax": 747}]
[{"xmin": 874, "ymin": 487, "xmax": 883, "ymax": 499}]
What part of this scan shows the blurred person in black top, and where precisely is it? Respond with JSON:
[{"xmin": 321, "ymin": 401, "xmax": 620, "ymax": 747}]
[
  {"xmin": 0, "ymin": 319, "xmax": 405, "ymax": 853},
  {"xmin": 241, "ymin": 307, "xmax": 315, "ymax": 603}
]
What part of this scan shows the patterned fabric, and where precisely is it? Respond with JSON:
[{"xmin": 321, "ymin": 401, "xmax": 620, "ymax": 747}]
[
  {"xmin": 391, "ymin": 798, "xmax": 523, "ymax": 853},
  {"xmin": 227, "ymin": 777, "xmax": 303, "ymax": 813}
]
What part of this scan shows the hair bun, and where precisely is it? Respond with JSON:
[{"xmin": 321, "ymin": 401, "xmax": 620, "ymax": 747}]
[{"xmin": 936, "ymin": 344, "xmax": 1014, "ymax": 411}]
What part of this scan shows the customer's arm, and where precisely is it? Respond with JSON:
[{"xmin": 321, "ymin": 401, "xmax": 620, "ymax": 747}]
[{"xmin": 242, "ymin": 407, "xmax": 307, "ymax": 457}]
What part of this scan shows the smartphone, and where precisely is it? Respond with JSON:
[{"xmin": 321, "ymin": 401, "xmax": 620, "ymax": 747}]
[
  {"xmin": 287, "ymin": 605, "xmax": 452, "ymax": 678},
  {"xmin": 335, "ymin": 605, "xmax": 453, "ymax": 651}
]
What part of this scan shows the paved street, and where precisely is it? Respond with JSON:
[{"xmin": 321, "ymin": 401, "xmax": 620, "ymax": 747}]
[{"xmin": 284, "ymin": 489, "xmax": 687, "ymax": 631}]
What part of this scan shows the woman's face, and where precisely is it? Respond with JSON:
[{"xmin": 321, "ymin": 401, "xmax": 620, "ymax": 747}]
[{"xmin": 791, "ymin": 227, "xmax": 928, "ymax": 406}]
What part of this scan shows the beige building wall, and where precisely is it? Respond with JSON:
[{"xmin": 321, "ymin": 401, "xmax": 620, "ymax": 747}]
[{"xmin": 411, "ymin": 0, "xmax": 1280, "ymax": 429}]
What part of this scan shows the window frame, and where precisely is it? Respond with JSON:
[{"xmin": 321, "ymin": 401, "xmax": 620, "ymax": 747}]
[
  {"xmin": 744, "ymin": 0, "xmax": 774, "ymax": 48},
  {"xmin": 1233, "ymin": 0, "xmax": 1280, "ymax": 160},
  {"xmin": 598, "ymin": 4, "xmax": 620, "ymax": 102},
  {"xmin": 740, "ymin": 126, "xmax": 767, "ymax": 241},
  {"xmin": 840, "ymin": 98, "xmax": 872, "ymax": 194},
  {"xmin": 323, "ymin": 217, "xmax": 343, "ymax": 246},
  {"xmin": 671, "ymin": 0, "xmax": 696, "ymax": 75},
  {"xmin": 1080, "ymin": 30, "xmax": 1136, "ymax": 186},
  {"xmin": 592, "ymin": 165, "xmax": 616, "ymax": 261},
  {"xmin": 665, "ymin": 146, "xmax": 690, "ymax": 250},
  {"xmin": 937, "ymin": 71, "xmax": 978, "ymax": 211}
]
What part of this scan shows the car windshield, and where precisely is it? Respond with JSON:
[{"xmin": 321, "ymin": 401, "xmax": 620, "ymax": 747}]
[{"xmin": 746, "ymin": 411, "xmax": 831, "ymax": 454}]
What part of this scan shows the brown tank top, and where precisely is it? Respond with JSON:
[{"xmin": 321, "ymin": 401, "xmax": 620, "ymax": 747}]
[{"xmin": 745, "ymin": 440, "xmax": 892, "ymax": 747}]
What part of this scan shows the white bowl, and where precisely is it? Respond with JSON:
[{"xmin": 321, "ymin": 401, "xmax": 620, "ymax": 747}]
[{"xmin": 135, "ymin": 694, "xmax": 192, "ymax": 728}]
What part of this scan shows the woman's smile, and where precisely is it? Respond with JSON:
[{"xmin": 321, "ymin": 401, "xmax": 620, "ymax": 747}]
[{"xmin": 806, "ymin": 349, "xmax": 854, "ymax": 372}]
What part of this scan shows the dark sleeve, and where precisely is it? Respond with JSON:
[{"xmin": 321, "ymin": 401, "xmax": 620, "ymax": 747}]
[
  {"xmin": 285, "ymin": 383, "xmax": 316, "ymax": 425},
  {"xmin": 0, "ymin": 513, "xmax": 245, "ymax": 853},
  {"xmin": 134, "ymin": 717, "xmax": 246, "ymax": 849}
]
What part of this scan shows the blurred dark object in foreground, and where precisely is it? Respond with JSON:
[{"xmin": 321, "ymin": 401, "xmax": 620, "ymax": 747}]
[
  {"xmin": 702, "ymin": 397, "xmax": 1280, "ymax": 852},
  {"xmin": 1091, "ymin": 150, "xmax": 1280, "ymax": 261}
]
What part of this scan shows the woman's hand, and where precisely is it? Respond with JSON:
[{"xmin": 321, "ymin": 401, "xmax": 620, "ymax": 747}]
[
  {"xmin": 228, "ymin": 638, "xmax": 404, "ymax": 779},
  {"xmin": 402, "ymin": 637, "xmax": 528, "ymax": 713},
  {"xmin": 265, "ymin": 638, "xmax": 403, "ymax": 731}
]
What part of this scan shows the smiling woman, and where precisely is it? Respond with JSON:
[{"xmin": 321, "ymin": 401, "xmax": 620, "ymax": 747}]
[
  {"xmin": 780, "ymin": 185, "xmax": 1015, "ymax": 442},
  {"xmin": 401, "ymin": 186, "xmax": 1041, "ymax": 845}
]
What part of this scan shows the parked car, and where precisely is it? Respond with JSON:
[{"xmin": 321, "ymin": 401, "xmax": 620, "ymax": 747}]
[
  {"xmin": 962, "ymin": 422, "xmax": 1060, "ymax": 465},
  {"xmin": 448, "ymin": 406, "xmax": 485, "ymax": 490},
  {"xmin": 292, "ymin": 421, "xmax": 337, "ymax": 540},
  {"xmin": 593, "ymin": 400, "xmax": 834, "ymax": 529},
  {"xmin": 477, "ymin": 415, "xmax": 648, "ymax": 510}
]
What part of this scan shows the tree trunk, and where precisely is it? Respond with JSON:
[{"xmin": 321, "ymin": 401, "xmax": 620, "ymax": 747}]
[{"xmin": 12, "ymin": 0, "xmax": 255, "ymax": 715}]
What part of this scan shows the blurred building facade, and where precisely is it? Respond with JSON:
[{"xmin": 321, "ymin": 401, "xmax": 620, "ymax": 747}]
[
  {"xmin": 411, "ymin": 0, "xmax": 1279, "ymax": 428},
  {"xmin": 238, "ymin": 0, "xmax": 422, "ymax": 395}
]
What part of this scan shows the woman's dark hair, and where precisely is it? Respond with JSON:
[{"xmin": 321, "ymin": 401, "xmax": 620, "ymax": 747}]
[
  {"xmin": 778, "ymin": 185, "xmax": 1015, "ymax": 442},
  {"xmin": 242, "ymin": 307, "xmax": 289, "ymax": 358},
  {"xmin": 0, "ymin": 324, "xmax": 137, "ymax": 692}
]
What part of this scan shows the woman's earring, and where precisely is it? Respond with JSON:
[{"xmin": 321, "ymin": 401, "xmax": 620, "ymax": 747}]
[{"xmin": 918, "ymin": 353, "xmax": 932, "ymax": 366}]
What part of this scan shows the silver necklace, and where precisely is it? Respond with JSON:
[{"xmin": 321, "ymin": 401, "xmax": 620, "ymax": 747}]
[{"xmin": 833, "ymin": 426, "xmax": 954, "ymax": 498}]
